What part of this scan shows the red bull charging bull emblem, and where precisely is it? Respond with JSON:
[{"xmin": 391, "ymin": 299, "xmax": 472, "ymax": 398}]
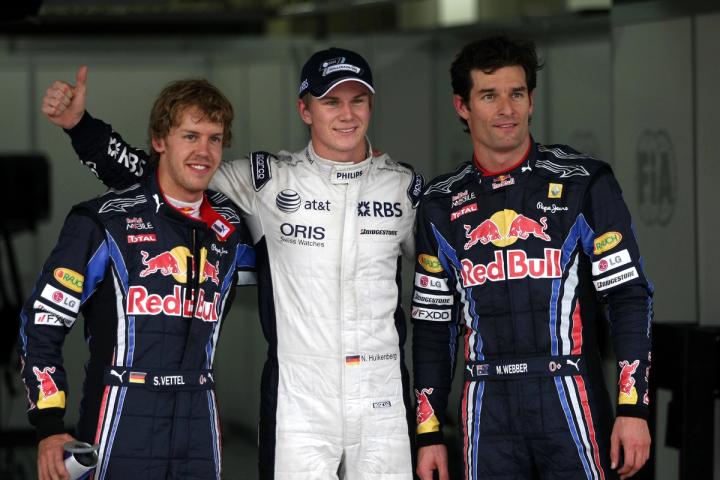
[
  {"xmin": 618, "ymin": 359, "xmax": 640, "ymax": 405},
  {"xmin": 32, "ymin": 366, "xmax": 66, "ymax": 409},
  {"xmin": 33, "ymin": 366, "xmax": 59, "ymax": 398},
  {"xmin": 139, "ymin": 247, "xmax": 220, "ymax": 285},
  {"xmin": 415, "ymin": 388, "xmax": 440, "ymax": 434},
  {"xmin": 464, "ymin": 209, "xmax": 550, "ymax": 250}
]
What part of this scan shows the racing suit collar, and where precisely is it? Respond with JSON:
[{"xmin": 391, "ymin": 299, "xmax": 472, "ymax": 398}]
[
  {"xmin": 472, "ymin": 140, "xmax": 537, "ymax": 192},
  {"xmin": 305, "ymin": 139, "xmax": 372, "ymax": 185},
  {"xmin": 144, "ymin": 172, "xmax": 235, "ymax": 241}
]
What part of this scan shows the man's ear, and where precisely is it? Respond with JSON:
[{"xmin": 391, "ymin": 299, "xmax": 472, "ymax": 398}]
[
  {"xmin": 453, "ymin": 94, "xmax": 470, "ymax": 121},
  {"xmin": 297, "ymin": 98, "xmax": 312, "ymax": 126},
  {"xmin": 528, "ymin": 90, "xmax": 535, "ymax": 116},
  {"xmin": 151, "ymin": 137, "xmax": 166, "ymax": 154}
]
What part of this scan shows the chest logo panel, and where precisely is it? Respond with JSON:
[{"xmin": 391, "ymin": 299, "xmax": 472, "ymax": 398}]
[
  {"xmin": 138, "ymin": 246, "xmax": 220, "ymax": 285},
  {"xmin": 463, "ymin": 209, "xmax": 549, "ymax": 250}
]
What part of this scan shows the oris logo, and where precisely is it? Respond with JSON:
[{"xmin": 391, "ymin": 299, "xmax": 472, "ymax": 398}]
[
  {"xmin": 280, "ymin": 223, "xmax": 326, "ymax": 240},
  {"xmin": 276, "ymin": 189, "xmax": 302, "ymax": 213}
]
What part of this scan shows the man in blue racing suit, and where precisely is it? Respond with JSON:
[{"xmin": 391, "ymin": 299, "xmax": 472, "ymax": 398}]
[
  {"xmin": 412, "ymin": 35, "xmax": 653, "ymax": 480},
  {"xmin": 23, "ymin": 79, "xmax": 255, "ymax": 480}
]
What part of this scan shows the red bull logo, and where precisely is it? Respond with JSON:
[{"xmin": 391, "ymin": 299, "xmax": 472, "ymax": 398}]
[
  {"xmin": 127, "ymin": 285, "xmax": 220, "ymax": 322},
  {"xmin": 202, "ymin": 260, "xmax": 220, "ymax": 286},
  {"xmin": 618, "ymin": 359, "xmax": 640, "ymax": 405},
  {"xmin": 460, "ymin": 248, "xmax": 561, "ymax": 287},
  {"xmin": 140, "ymin": 250, "xmax": 182, "ymax": 277},
  {"xmin": 464, "ymin": 220, "xmax": 502, "ymax": 249},
  {"xmin": 464, "ymin": 210, "xmax": 550, "ymax": 250},
  {"xmin": 33, "ymin": 366, "xmax": 59, "ymax": 398},
  {"xmin": 139, "ymin": 247, "xmax": 220, "ymax": 284},
  {"xmin": 415, "ymin": 388, "xmax": 440, "ymax": 434}
]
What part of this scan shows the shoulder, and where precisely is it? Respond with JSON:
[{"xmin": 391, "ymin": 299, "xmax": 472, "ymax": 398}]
[
  {"xmin": 372, "ymin": 154, "xmax": 425, "ymax": 208},
  {"xmin": 534, "ymin": 143, "xmax": 611, "ymax": 181},
  {"xmin": 80, "ymin": 183, "xmax": 147, "ymax": 216},
  {"xmin": 244, "ymin": 149, "xmax": 307, "ymax": 191},
  {"xmin": 422, "ymin": 162, "xmax": 475, "ymax": 200},
  {"xmin": 206, "ymin": 189, "xmax": 244, "ymax": 226}
]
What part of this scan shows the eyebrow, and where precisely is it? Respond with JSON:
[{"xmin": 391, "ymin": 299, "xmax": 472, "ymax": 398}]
[
  {"xmin": 477, "ymin": 86, "xmax": 527, "ymax": 94},
  {"xmin": 322, "ymin": 93, "xmax": 369, "ymax": 101},
  {"xmin": 178, "ymin": 128, "xmax": 223, "ymax": 135}
]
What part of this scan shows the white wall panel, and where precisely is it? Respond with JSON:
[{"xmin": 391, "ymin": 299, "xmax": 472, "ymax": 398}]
[
  {"xmin": 613, "ymin": 18, "xmax": 695, "ymax": 323},
  {"xmin": 545, "ymin": 37, "xmax": 611, "ymax": 161},
  {"xmin": 695, "ymin": 12, "xmax": 720, "ymax": 327}
]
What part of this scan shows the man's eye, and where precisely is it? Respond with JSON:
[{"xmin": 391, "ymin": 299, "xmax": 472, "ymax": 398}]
[
  {"xmin": 210, "ymin": 136, "xmax": 222, "ymax": 144},
  {"xmin": 185, "ymin": 134, "xmax": 196, "ymax": 140}
]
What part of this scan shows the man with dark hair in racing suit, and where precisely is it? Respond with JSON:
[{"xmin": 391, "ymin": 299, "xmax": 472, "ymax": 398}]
[
  {"xmin": 413, "ymin": 36, "xmax": 653, "ymax": 480},
  {"xmin": 41, "ymin": 48, "xmax": 423, "ymax": 479},
  {"xmin": 24, "ymin": 78, "xmax": 255, "ymax": 480}
]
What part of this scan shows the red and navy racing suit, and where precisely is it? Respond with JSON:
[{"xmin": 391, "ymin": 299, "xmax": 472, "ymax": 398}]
[
  {"xmin": 412, "ymin": 142, "xmax": 653, "ymax": 479},
  {"xmin": 19, "ymin": 173, "xmax": 255, "ymax": 479}
]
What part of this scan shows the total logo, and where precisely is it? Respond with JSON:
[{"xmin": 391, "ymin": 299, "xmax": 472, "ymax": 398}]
[
  {"xmin": 357, "ymin": 201, "xmax": 402, "ymax": 217},
  {"xmin": 139, "ymin": 247, "xmax": 220, "ymax": 285},
  {"xmin": 127, "ymin": 285, "xmax": 220, "ymax": 322},
  {"xmin": 276, "ymin": 189, "xmax": 330, "ymax": 213},
  {"xmin": 460, "ymin": 249, "xmax": 561, "ymax": 287},
  {"xmin": 464, "ymin": 210, "xmax": 550, "ymax": 250}
]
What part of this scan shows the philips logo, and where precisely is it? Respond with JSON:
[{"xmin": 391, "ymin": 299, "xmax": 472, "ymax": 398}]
[{"xmin": 337, "ymin": 170, "xmax": 363, "ymax": 180}]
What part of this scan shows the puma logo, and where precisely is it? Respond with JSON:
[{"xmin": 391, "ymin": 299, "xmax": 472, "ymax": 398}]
[
  {"xmin": 110, "ymin": 369, "xmax": 126, "ymax": 382},
  {"xmin": 566, "ymin": 359, "xmax": 581, "ymax": 371},
  {"xmin": 153, "ymin": 194, "xmax": 163, "ymax": 213}
]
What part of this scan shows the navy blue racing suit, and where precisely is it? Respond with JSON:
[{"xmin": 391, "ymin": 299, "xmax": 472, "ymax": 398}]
[
  {"xmin": 19, "ymin": 173, "xmax": 255, "ymax": 479},
  {"xmin": 412, "ymin": 142, "xmax": 653, "ymax": 479}
]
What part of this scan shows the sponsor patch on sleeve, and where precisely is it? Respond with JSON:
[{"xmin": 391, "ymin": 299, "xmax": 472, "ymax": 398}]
[
  {"xmin": 39, "ymin": 285, "xmax": 80, "ymax": 314},
  {"xmin": 418, "ymin": 254, "xmax": 443, "ymax": 273},
  {"xmin": 53, "ymin": 268, "xmax": 84, "ymax": 293},
  {"xmin": 593, "ymin": 266, "xmax": 638, "ymax": 291},
  {"xmin": 592, "ymin": 249, "xmax": 631, "ymax": 276},
  {"xmin": 407, "ymin": 172, "xmax": 425, "ymax": 208},
  {"xmin": 413, "ymin": 273, "xmax": 449, "ymax": 292},
  {"xmin": 250, "ymin": 151, "xmax": 272, "ymax": 192},
  {"xmin": 593, "ymin": 231, "xmax": 622, "ymax": 255},
  {"xmin": 413, "ymin": 291, "xmax": 453, "ymax": 306},
  {"xmin": 33, "ymin": 301, "xmax": 75, "ymax": 325},
  {"xmin": 34, "ymin": 312, "xmax": 63, "ymax": 327},
  {"xmin": 411, "ymin": 306, "xmax": 451, "ymax": 322}
]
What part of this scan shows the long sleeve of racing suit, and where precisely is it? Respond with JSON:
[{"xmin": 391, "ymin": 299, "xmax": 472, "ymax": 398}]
[
  {"xmin": 65, "ymin": 111, "xmax": 256, "ymax": 214},
  {"xmin": 19, "ymin": 211, "xmax": 108, "ymax": 440}
]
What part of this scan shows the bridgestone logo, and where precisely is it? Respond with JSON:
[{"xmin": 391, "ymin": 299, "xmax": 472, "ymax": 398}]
[
  {"xmin": 593, "ymin": 267, "xmax": 638, "ymax": 291},
  {"xmin": 360, "ymin": 229, "xmax": 397, "ymax": 236}
]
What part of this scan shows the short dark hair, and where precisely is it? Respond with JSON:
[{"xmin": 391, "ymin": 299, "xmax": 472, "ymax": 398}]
[
  {"xmin": 148, "ymin": 79, "xmax": 234, "ymax": 166},
  {"xmin": 450, "ymin": 35, "xmax": 542, "ymax": 130}
]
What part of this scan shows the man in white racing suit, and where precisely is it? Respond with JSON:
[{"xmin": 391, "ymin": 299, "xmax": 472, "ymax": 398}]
[{"xmin": 42, "ymin": 48, "xmax": 424, "ymax": 479}]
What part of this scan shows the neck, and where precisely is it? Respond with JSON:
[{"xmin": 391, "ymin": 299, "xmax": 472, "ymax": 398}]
[
  {"xmin": 156, "ymin": 167, "xmax": 203, "ymax": 203},
  {"xmin": 310, "ymin": 138, "xmax": 368, "ymax": 164},
  {"xmin": 473, "ymin": 136, "xmax": 532, "ymax": 174}
]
